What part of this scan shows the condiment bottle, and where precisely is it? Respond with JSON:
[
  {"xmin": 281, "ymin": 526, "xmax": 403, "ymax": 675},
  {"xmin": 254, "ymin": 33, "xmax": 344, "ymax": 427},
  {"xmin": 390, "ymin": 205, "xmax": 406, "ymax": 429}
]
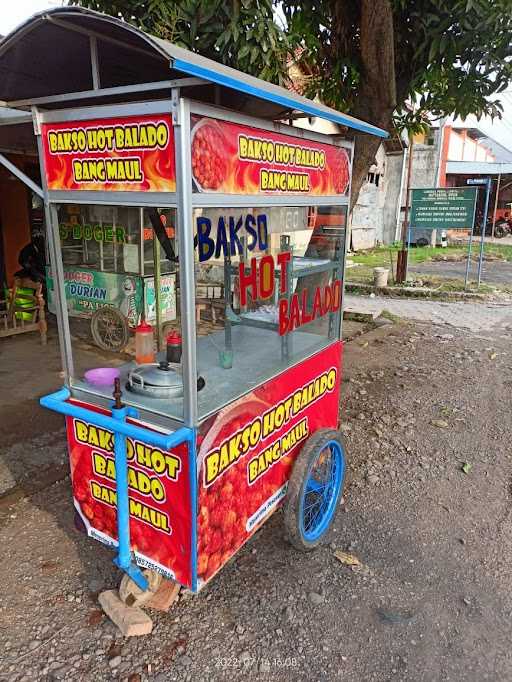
[
  {"xmin": 135, "ymin": 320, "xmax": 155, "ymax": 364},
  {"xmin": 166, "ymin": 330, "xmax": 182, "ymax": 364}
]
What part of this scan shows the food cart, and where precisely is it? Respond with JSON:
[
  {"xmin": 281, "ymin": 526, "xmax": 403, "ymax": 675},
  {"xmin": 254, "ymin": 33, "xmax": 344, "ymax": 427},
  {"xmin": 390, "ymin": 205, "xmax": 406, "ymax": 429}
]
[{"xmin": 0, "ymin": 8, "xmax": 386, "ymax": 598}]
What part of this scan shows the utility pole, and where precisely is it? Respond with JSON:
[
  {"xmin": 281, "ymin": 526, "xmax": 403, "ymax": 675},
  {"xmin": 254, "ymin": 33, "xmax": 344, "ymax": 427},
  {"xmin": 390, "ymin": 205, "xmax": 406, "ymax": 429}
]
[{"xmin": 396, "ymin": 131, "xmax": 414, "ymax": 283}]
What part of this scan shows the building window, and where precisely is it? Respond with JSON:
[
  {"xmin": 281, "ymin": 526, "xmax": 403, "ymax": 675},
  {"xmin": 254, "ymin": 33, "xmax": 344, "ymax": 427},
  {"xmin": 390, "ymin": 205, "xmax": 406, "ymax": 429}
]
[{"xmin": 367, "ymin": 172, "xmax": 381, "ymax": 187}]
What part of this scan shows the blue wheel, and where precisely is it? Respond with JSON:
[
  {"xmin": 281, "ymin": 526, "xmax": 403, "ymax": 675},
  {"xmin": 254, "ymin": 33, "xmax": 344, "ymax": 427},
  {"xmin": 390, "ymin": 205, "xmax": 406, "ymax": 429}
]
[{"xmin": 283, "ymin": 429, "xmax": 346, "ymax": 551}]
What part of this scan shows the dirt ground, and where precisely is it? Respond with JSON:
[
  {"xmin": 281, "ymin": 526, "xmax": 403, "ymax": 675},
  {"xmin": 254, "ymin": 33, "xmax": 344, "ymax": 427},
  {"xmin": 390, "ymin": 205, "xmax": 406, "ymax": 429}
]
[{"xmin": 1, "ymin": 307, "xmax": 512, "ymax": 681}]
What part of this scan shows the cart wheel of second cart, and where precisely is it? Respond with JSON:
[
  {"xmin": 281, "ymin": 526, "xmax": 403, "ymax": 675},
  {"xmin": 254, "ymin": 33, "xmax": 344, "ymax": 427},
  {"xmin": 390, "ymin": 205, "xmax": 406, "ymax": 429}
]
[
  {"xmin": 283, "ymin": 429, "xmax": 346, "ymax": 552},
  {"xmin": 91, "ymin": 306, "xmax": 130, "ymax": 352}
]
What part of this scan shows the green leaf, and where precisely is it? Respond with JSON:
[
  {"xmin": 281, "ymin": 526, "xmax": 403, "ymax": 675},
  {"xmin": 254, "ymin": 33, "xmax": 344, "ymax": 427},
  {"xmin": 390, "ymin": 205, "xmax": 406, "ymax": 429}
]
[
  {"xmin": 250, "ymin": 46, "xmax": 260, "ymax": 65},
  {"xmin": 461, "ymin": 462, "xmax": 472, "ymax": 474},
  {"xmin": 238, "ymin": 44, "xmax": 251, "ymax": 60}
]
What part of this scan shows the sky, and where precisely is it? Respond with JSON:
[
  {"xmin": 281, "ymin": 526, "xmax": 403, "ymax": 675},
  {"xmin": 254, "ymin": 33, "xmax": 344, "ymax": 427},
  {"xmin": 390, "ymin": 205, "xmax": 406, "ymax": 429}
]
[
  {"xmin": 1, "ymin": 1, "xmax": 512, "ymax": 153},
  {"xmin": 0, "ymin": 0, "xmax": 64, "ymax": 37},
  {"xmin": 452, "ymin": 90, "xmax": 512, "ymax": 155}
]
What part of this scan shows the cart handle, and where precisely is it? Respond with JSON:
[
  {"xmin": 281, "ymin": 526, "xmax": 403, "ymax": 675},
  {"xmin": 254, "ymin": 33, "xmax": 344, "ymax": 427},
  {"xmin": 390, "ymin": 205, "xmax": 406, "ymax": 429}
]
[
  {"xmin": 40, "ymin": 387, "xmax": 195, "ymax": 592},
  {"xmin": 40, "ymin": 387, "xmax": 194, "ymax": 449}
]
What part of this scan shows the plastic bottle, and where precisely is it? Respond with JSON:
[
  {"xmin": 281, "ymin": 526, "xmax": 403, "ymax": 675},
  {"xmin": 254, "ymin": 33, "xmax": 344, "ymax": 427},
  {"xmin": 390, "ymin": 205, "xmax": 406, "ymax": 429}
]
[
  {"xmin": 135, "ymin": 320, "xmax": 155, "ymax": 364},
  {"xmin": 166, "ymin": 330, "xmax": 182, "ymax": 364}
]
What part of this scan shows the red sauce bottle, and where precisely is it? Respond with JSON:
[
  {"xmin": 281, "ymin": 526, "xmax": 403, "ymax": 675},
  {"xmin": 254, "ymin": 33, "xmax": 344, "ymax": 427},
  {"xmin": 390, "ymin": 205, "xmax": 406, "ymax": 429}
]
[{"xmin": 166, "ymin": 330, "xmax": 182, "ymax": 364}]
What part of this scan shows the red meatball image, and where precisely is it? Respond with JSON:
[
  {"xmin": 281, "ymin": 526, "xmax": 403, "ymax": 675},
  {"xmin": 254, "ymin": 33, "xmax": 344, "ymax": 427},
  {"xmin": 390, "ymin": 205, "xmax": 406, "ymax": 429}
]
[
  {"xmin": 332, "ymin": 148, "xmax": 350, "ymax": 194},
  {"xmin": 191, "ymin": 123, "xmax": 228, "ymax": 190}
]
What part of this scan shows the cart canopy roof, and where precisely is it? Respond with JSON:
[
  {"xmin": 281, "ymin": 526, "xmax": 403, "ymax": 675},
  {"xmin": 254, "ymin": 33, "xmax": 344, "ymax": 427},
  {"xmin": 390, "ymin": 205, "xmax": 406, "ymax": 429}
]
[{"xmin": 0, "ymin": 7, "xmax": 387, "ymax": 138}]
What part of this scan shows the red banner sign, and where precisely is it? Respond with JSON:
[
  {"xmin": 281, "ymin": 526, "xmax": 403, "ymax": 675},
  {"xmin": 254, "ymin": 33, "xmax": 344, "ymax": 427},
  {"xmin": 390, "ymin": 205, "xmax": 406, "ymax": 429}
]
[
  {"xmin": 191, "ymin": 115, "xmax": 351, "ymax": 196},
  {"xmin": 41, "ymin": 114, "xmax": 176, "ymax": 192},
  {"xmin": 195, "ymin": 342, "xmax": 342, "ymax": 586},
  {"xmin": 66, "ymin": 343, "xmax": 341, "ymax": 591},
  {"xmin": 66, "ymin": 404, "xmax": 192, "ymax": 587}
]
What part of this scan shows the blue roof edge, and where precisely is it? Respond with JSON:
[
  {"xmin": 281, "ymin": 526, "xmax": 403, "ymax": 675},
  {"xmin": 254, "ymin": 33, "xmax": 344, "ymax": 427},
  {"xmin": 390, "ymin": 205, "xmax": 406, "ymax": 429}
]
[{"xmin": 172, "ymin": 58, "xmax": 389, "ymax": 139}]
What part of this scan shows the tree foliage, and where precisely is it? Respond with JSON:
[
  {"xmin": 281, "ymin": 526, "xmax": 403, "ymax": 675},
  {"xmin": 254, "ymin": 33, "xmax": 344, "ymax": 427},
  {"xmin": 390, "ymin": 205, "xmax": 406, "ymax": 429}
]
[
  {"xmin": 72, "ymin": 0, "xmax": 512, "ymax": 198},
  {"xmin": 72, "ymin": 0, "xmax": 291, "ymax": 85},
  {"xmin": 285, "ymin": 0, "xmax": 512, "ymax": 130}
]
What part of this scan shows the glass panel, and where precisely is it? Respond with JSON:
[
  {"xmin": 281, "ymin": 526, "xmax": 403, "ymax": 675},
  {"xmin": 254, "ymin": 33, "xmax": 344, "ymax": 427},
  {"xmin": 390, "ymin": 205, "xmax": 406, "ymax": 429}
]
[
  {"xmin": 142, "ymin": 208, "xmax": 177, "ymax": 276},
  {"xmin": 193, "ymin": 205, "xmax": 346, "ymax": 420},
  {"xmin": 50, "ymin": 202, "xmax": 345, "ymax": 425},
  {"xmin": 50, "ymin": 204, "xmax": 182, "ymax": 421},
  {"xmin": 57, "ymin": 204, "xmax": 141, "ymax": 274}
]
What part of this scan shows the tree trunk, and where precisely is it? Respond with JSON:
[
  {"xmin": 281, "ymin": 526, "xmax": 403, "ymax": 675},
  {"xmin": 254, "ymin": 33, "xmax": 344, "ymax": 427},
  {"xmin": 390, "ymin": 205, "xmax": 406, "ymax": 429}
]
[
  {"xmin": 349, "ymin": 0, "xmax": 396, "ymax": 206},
  {"xmin": 294, "ymin": 2, "xmax": 398, "ymax": 297}
]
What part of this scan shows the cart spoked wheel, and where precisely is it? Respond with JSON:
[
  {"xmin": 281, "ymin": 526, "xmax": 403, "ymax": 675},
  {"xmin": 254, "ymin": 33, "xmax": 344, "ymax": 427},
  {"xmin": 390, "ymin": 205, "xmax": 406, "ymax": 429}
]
[
  {"xmin": 91, "ymin": 306, "xmax": 130, "ymax": 352},
  {"xmin": 284, "ymin": 429, "xmax": 345, "ymax": 551}
]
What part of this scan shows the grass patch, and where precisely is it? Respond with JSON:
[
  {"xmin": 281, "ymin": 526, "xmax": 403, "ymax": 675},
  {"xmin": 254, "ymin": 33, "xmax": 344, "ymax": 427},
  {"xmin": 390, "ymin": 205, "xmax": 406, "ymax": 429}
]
[
  {"xmin": 348, "ymin": 242, "xmax": 512, "ymax": 269},
  {"xmin": 478, "ymin": 243, "xmax": 512, "ymax": 261},
  {"xmin": 349, "ymin": 244, "xmax": 454, "ymax": 269},
  {"xmin": 347, "ymin": 245, "xmax": 458, "ymax": 284},
  {"xmin": 347, "ymin": 242, "xmax": 512, "ymax": 294},
  {"xmin": 422, "ymin": 276, "xmax": 501, "ymax": 295}
]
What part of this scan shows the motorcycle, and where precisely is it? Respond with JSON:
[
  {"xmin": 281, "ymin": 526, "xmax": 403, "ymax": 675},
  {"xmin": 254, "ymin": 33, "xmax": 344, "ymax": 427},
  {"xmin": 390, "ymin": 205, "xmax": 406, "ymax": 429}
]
[{"xmin": 474, "ymin": 217, "xmax": 511, "ymax": 239}]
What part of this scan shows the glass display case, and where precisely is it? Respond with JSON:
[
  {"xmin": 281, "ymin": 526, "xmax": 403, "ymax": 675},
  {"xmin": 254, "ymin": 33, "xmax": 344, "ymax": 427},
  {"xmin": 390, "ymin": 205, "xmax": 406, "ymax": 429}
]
[
  {"xmin": 46, "ymin": 204, "xmax": 177, "ymax": 328},
  {"xmin": 193, "ymin": 205, "xmax": 346, "ymax": 420}
]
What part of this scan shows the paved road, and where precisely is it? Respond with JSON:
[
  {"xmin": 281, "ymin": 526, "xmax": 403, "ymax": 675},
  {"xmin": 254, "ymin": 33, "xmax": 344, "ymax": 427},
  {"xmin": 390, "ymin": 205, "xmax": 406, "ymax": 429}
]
[
  {"xmin": 409, "ymin": 259, "xmax": 512, "ymax": 286},
  {"xmin": 454, "ymin": 235, "xmax": 512, "ymax": 247},
  {"xmin": 344, "ymin": 293, "xmax": 512, "ymax": 332}
]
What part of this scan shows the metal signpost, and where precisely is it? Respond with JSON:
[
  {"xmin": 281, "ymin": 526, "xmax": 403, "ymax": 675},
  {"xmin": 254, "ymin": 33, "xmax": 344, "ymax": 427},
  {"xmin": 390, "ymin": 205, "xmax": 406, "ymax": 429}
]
[
  {"xmin": 467, "ymin": 177, "xmax": 492, "ymax": 286},
  {"xmin": 409, "ymin": 187, "xmax": 478, "ymax": 289}
]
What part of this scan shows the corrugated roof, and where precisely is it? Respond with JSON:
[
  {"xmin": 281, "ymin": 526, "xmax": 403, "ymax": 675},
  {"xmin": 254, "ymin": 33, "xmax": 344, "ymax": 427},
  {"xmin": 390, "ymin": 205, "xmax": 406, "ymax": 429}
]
[
  {"xmin": 0, "ymin": 7, "xmax": 387, "ymax": 138},
  {"xmin": 446, "ymin": 160, "xmax": 512, "ymax": 175}
]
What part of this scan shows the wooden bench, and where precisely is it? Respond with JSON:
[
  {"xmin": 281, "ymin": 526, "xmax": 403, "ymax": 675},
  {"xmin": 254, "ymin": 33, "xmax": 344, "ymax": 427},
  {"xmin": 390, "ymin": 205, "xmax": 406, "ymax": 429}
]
[{"xmin": 0, "ymin": 277, "xmax": 47, "ymax": 344}]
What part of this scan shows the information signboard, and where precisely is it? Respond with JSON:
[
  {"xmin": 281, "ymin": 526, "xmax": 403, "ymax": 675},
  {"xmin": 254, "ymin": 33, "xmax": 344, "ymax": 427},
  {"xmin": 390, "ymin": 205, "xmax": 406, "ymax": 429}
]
[{"xmin": 410, "ymin": 188, "xmax": 477, "ymax": 229}]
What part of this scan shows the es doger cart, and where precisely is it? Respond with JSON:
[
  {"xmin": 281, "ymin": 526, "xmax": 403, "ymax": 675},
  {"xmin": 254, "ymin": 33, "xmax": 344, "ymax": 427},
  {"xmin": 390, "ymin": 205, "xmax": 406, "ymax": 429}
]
[{"xmin": 0, "ymin": 7, "xmax": 386, "ymax": 627}]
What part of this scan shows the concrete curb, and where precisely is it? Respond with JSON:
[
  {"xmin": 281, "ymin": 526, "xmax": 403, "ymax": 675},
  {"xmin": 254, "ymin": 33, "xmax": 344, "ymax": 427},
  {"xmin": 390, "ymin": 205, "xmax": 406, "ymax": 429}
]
[{"xmin": 345, "ymin": 282, "xmax": 488, "ymax": 301}]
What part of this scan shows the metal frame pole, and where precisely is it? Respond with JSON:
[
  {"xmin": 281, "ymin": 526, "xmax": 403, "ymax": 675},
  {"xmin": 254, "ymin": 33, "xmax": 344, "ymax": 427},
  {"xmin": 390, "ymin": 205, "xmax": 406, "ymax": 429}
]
[
  {"xmin": 491, "ymin": 173, "xmax": 501, "ymax": 239},
  {"xmin": 111, "ymin": 402, "xmax": 148, "ymax": 591},
  {"xmin": 339, "ymin": 141, "xmax": 355, "ymax": 341},
  {"xmin": 33, "ymin": 108, "xmax": 75, "ymax": 382},
  {"xmin": 464, "ymin": 188, "xmax": 478, "ymax": 291},
  {"xmin": 153, "ymin": 225, "xmax": 162, "ymax": 350},
  {"xmin": 477, "ymin": 177, "xmax": 492, "ymax": 287},
  {"xmin": 0, "ymin": 152, "xmax": 44, "ymax": 198},
  {"xmin": 406, "ymin": 219, "xmax": 412, "ymax": 281},
  {"xmin": 173, "ymin": 92, "xmax": 200, "ymax": 590},
  {"xmin": 395, "ymin": 145, "xmax": 408, "ymax": 242},
  {"xmin": 397, "ymin": 132, "xmax": 414, "ymax": 283},
  {"xmin": 89, "ymin": 36, "xmax": 101, "ymax": 90},
  {"xmin": 139, "ymin": 208, "xmax": 145, "ymax": 277},
  {"xmin": 173, "ymin": 93, "xmax": 198, "ymax": 427}
]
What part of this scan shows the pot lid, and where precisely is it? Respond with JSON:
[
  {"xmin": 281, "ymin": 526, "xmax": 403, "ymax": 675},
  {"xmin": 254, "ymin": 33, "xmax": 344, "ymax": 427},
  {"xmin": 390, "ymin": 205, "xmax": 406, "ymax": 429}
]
[{"xmin": 129, "ymin": 361, "xmax": 183, "ymax": 388}]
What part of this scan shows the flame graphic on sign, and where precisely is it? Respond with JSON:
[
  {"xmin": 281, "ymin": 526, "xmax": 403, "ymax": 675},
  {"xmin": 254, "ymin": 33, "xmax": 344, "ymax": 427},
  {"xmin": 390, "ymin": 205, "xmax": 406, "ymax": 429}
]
[
  {"xmin": 143, "ymin": 149, "xmax": 176, "ymax": 192},
  {"xmin": 42, "ymin": 115, "xmax": 176, "ymax": 193}
]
